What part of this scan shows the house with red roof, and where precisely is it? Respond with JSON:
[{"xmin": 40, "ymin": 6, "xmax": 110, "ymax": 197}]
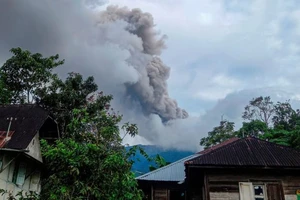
[
  {"xmin": 0, "ymin": 104, "xmax": 59, "ymax": 198},
  {"xmin": 185, "ymin": 137, "xmax": 300, "ymax": 200}
]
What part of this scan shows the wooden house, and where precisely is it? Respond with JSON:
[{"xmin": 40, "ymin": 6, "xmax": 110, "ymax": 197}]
[
  {"xmin": 185, "ymin": 137, "xmax": 300, "ymax": 200},
  {"xmin": 0, "ymin": 104, "xmax": 59, "ymax": 198}
]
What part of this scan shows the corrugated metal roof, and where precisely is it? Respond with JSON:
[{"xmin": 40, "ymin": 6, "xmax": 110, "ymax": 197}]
[
  {"xmin": 0, "ymin": 104, "xmax": 49, "ymax": 149},
  {"xmin": 186, "ymin": 137, "xmax": 300, "ymax": 168},
  {"xmin": 136, "ymin": 154, "xmax": 199, "ymax": 182},
  {"xmin": 198, "ymin": 137, "xmax": 240, "ymax": 155}
]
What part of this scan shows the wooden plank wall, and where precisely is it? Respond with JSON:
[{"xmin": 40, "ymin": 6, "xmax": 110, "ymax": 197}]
[
  {"xmin": 206, "ymin": 173, "xmax": 300, "ymax": 199},
  {"xmin": 281, "ymin": 176, "xmax": 300, "ymax": 195}
]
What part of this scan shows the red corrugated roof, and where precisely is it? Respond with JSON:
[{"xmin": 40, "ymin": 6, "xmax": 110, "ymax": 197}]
[
  {"xmin": 0, "ymin": 131, "xmax": 15, "ymax": 147},
  {"xmin": 186, "ymin": 137, "xmax": 300, "ymax": 168}
]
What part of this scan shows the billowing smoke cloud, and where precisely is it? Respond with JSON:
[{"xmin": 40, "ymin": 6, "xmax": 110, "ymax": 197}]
[
  {"xmin": 4, "ymin": 1, "xmax": 299, "ymax": 152},
  {"xmin": 99, "ymin": 6, "xmax": 188, "ymax": 121},
  {"xmin": 0, "ymin": 0, "xmax": 189, "ymax": 148}
]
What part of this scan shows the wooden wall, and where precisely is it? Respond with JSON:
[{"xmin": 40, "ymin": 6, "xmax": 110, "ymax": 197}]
[
  {"xmin": 205, "ymin": 172, "xmax": 300, "ymax": 200},
  {"xmin": 282, "ymin": 176, "xmax": 300, "ymax": 195}
]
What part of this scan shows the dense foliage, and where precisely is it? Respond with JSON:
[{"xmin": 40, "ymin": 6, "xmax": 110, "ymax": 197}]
[
  {"xmin": 0, "ymin": 48, "xmax": 143, "ymax": 200},
  {"xmin": 41, "ymin": 107, "xmax": 142, "ymax": 199},
  {"xmin": 200, "ymin": 120, "xmax": 235, "ymax": 149},
  {"xmin": 0, "ymin": 47, "xmax": 64, "ymax": 104},
  {"xmin": 200, "ymin": 96, "xmax": 300, "ymax": 149}
]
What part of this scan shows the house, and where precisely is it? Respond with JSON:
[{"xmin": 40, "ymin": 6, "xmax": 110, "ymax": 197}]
[
  {"xmin": 185, "ymin": 137, "xmax": 300, "ymax": 200},
  {"xmin": 0, "ymin": 104, "xmax": 59, "ymax": 198},
  {"xmin": 136, "ymin": 154, "xmax": 200, "ymax": 200}
]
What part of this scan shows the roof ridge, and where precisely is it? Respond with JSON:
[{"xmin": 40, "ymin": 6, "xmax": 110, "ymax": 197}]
[
  {"xmin": 246, "ymin": 136, "xmax": 300, "ymax": 153},
  {"xmin": 199, "ymin": 137, "xmax": 242, "ymax": 156},
  {"xmin": 200, "ymin": 137, "xmax": 297, "ymax": 157},
  {"xmin": 186, "ymin": 136, "xmax": 300, "ymax": 167},
  {"xmin": 136, "ymin": 154, "xmax": 199, "ymax": 179}
]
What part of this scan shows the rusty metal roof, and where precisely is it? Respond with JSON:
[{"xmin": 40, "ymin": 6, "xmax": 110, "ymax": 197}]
[
  {"xmin": 0, "ymin": 131, "xmax": 15, "ymax": 147},
  {"xmin": 136, "ymin": 154, "xmax": 200, "ymax": 182},
  {"xmin": 186, "ymin": 137, "xmax": 300, "ymax": 168},
  {"xmin": 0, "ymin": 104, "xmax": 49, "ymax": 149},
  {"xmin": 198, "ymin": 137, "xmax": 240, "ymax": 155}
]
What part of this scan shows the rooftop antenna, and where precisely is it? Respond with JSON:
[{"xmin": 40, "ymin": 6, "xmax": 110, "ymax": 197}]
[{"xmin": 5, "ymin": 117, "xmax": 17, "ymax": 141}]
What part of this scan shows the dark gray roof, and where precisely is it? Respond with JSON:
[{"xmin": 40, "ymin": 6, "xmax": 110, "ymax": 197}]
[
  {"xmin": 136, "ymin": 154, "xmax": 199, "ymax": 182},
  {"xmin": 0, "ymin": 104, "xmax": 49, "ymax": 149},
  {"xmin": 186, "ymin": 137, "xmax": 300, "ymax": 168}
]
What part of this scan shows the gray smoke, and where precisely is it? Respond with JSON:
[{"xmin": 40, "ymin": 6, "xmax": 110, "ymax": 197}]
[
  {"xmin": 0, "ymin": 0, "xmax": 189, "ymax": 148},
  {"xmin": 99, "ymin": 6, "xmax": 188, "ymax": 121},
  {"xmin": 1, "ymin": 0, "xmax": 298, "ymax": 151},
  {"xmin": 99, "ymin": 6, "xmax": 165, "ymax": 55}
]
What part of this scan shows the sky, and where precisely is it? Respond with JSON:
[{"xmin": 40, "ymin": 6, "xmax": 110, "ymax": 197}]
[
  {"xmin": 107, "ymin": 0, "xmax": 300, "ymax": 113},
  {"xmin": 1, "ymin": 0, "xmax": 300, "ymax": 151}
]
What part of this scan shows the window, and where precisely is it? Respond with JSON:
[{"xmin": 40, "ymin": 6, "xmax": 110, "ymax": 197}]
[
  {"xmin": 239, "ymin": 182, "xmax": 266, "ymax": 200},
  {"xmin": 13, "ymin": 162, "xmax": 27, "ymax": 186},
  {"xmin": 253, "ymin": 185, "xmax": 265, "ymax": 200},
  {"xmin": 29, "ymin": 171, "xmax": 41, "ymax": 191}
]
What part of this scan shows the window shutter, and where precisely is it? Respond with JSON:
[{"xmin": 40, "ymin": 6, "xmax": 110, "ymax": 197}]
[
  {"xmin": 29, "ymin": 171, "xmax": 41, "ymax": 191},
  {"xmin": 267, "ymin": 184, "xmax": 284, "ymax": 200},
  {"xmin": 239, "ymin": 182, "xmax": 254, "ymax": 200},
  {"xmin": 16, "ymin": 162, "xmax": 27, "ymax": 186}
]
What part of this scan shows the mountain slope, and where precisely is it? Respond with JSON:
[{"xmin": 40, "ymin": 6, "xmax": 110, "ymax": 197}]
[{"xmin": 127, "ymin": 145, "xmax": 195, "ymax": 176}]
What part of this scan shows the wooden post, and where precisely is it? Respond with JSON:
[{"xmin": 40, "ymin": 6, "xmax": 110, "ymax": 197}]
[
  {"xmin": 151, "ymin": 185, "xmax": 153, "ymax": 200},
  {"xmin": 204, "ymin": 173, "xmax": 210, "ymax": 200}
]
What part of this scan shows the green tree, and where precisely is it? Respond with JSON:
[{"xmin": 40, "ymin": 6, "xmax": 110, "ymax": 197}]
[
  {"xmin": 236, "ymin": 120, "xmax": 268, "ymax": 138},
  {"xmin": 200, "ymin": 120, "xmax": 235, "ymax": 149},
  {"xmin": 36, "ymin": 72, "xmax": 99, "ymax": 134},
  {"xmin": 0, "ymin": 47, "xmax": 64, "ymax": 103},
  {"xmin": 149, "ymin": 155, "xmax": 171, "ymax": 171},
  {"xmin": 262, "ymin": 100, "xmax": 300, "ymax": 148},
  {"xmin": 261, "ymin": 129, "xmax": 291, "ymax": 146},
  {"xmin": 272, "ymin": 100, "xmax": 300, "ymax": 130},
  {"xmin": 0, "ymin": 48, "xmax": 144, "ymax": 199},
  {"xmin": 199, "ymin": 96, "xmax": 300, "ymax": 150},
  {"xmin": 242, "ymin": 96, "xmax": 275, "ymax": 126},
  {"xmin": 41, "ymin": 105, "xmax": 142, "ymax": 200},
  {"xmin": 0, "ymin": 78, "xmax": 12, "ymax": 104}
]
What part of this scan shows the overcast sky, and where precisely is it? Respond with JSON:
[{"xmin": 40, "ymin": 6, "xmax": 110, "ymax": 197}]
[
  {"xmin": 107, "ymin": 0, "xmax": 300, "ymax": 116},
  {"xmin": 1, "ymin": 0, "xmax": 300, "ymax": 151}
]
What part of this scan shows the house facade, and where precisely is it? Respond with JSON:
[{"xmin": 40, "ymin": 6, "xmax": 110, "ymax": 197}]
[
  {"xmin": 185, "ymin": 137, "xmax": 300, "ymax": 200},
  {"xmin": 0, "ymin": 104, "xmax": 59, "ymax": 199}
]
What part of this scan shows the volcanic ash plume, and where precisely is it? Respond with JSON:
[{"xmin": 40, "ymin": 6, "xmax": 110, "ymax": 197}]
[{"xmin": 99, "ymin": 6, "xmax": 188, "ymax": 121}]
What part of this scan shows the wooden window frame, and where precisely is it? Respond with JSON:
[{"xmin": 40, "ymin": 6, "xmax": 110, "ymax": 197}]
[
  {"xmin": 13, "ymin": 161, "xmax": 27, "ymax": 186},
  {"xmin": 253, "ymin": 184, "xmax": 267, "ymax": 200}
]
